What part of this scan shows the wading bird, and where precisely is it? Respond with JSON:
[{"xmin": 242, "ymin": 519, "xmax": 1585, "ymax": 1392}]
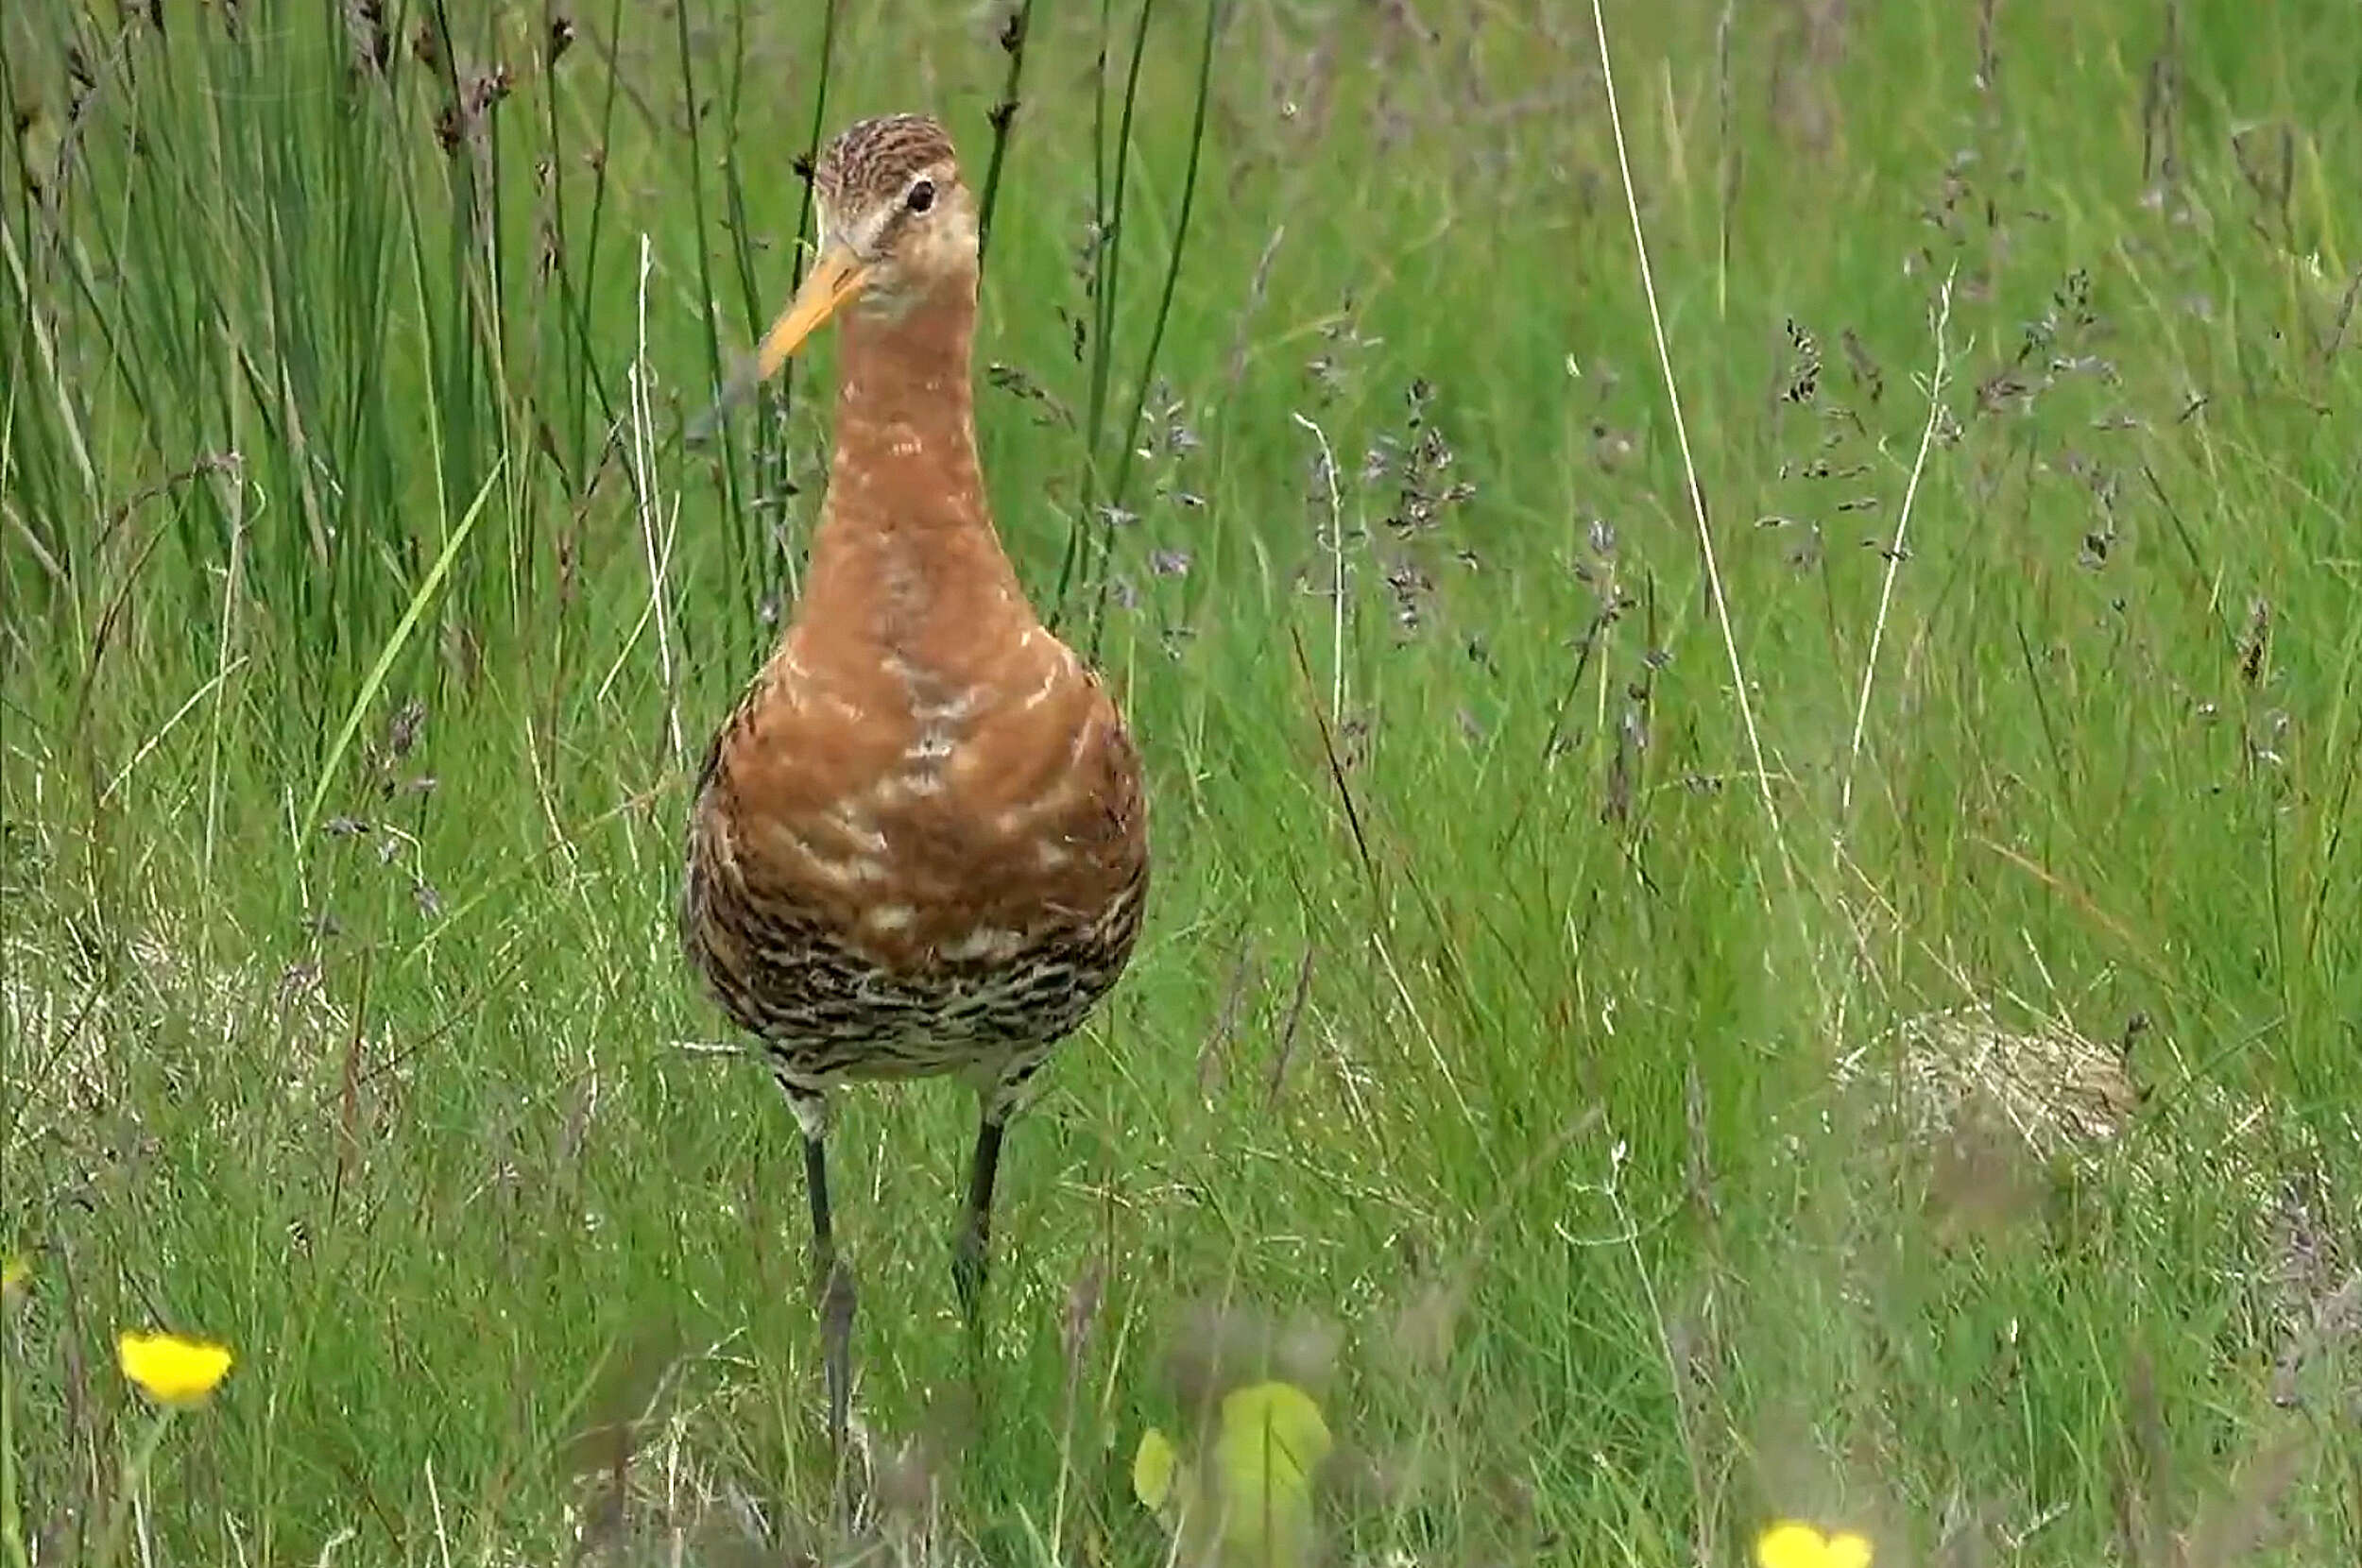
[{"xmin": 679, "ymin": 114, "xmax": 1151, "ymax": 1454}]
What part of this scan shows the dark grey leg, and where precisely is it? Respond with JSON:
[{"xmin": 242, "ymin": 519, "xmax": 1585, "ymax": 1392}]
[
  {"xmin": 950, "ymin": 1109, "xmax": 1005, "ymax": 1338},
  {"xmin": 779, "ymin": 1077, "xmax": 853, "ymax": 1459},
  {"xmin": 807, "ymin": 1135, "xmax": 856, "ymax": 1458},
  {"xmin": 802, "ymin": 1126, "xmax": 835, "ymax": 1265}
]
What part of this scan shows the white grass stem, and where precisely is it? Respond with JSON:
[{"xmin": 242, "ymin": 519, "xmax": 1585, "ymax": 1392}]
[
  {"xmin": 104, "ymin": 658, "xmax": 248, "ymax": 807},
  {"xmin": 202, "ymin": 463, "xmax": 248, "ymax": 886},
  {"xmin": 1588, "ymin": 0, "xmax": 1786, "ymax": 859},
  {"xmin": 628, "ymin": 232, "xmax": 685, "ymax": 766},
  {"xmin": 425, "ymin": 1458, "xmax": 453, "ymax": 1568},
  {"xmin": 1840, "ymin": 269, "xmax": 1956, "ymax": 826},
  {"xmin": 1292, "ymin": 411, "xmax": 1347, "ymax": 724},
  {"xmin": 0, "ymin": 217, "xmax": 98, "ymax": 511}
]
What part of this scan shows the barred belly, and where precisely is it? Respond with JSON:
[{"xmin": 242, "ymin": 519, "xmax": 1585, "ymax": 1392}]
[{"xmin": 679, "ymin": 838, "xmax": 1146, "ymax": 1097}]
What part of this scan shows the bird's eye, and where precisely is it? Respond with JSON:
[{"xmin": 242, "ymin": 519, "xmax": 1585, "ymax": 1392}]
[{"xmin": 905, "ymin": 179, "xmax": 935, "ymax": 213}]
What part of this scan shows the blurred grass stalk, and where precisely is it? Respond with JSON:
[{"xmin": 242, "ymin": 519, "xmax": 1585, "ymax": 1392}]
[{"xmin": 1049, "ymin": 0, "xmax": 1221, "ymax": 654}]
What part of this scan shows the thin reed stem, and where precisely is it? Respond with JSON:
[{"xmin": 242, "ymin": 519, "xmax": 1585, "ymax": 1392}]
[
  {"xmin": 1087, "ymin": 0, "xmax": 1221, "ymax": 663},
  {"xmin": 1840, "ymin": 268, "xmax": 1956, "ymax": 828},
  {"xmin": 1587, "ymin": 0, "xmax": 1789, "ymax": 869},
  {"xmin": 976, "ymin": 1, "xmax": 1036, "ymax": 270}
]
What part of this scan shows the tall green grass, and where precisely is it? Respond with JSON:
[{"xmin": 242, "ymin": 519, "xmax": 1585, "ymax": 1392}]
[{"xmin": 3, "ymin": 0, "xmax": 2356, "ymax": 1563}]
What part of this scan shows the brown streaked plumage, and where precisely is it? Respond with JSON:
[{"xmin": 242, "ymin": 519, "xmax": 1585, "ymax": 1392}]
[{"xmin": 678, "ymin": 112, "xmax": 1150, "ymax": 1453}]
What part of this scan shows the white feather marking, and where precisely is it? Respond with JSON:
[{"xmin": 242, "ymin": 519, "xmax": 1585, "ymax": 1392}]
[
  {"xmin": 940, "ymin": 927, "xmax": 1025, "ymax": 963},
  {"xmin": 827, "ymin": 807, "xmax": 889, "ymax": 856},
  {"xmin": 870, "ymin": 772, "xmax": 948, "ymax": 809},
  {"xmin": 799, "ymin": 846, "xmax": 883, "ymax": 889},
  {"xmin": 911, "ymin": 688, "xmax": 978, "ymax": 724},
  {"xmin": 1020, "ymin": 664, "xmax": 1060, "ymax": 711}
]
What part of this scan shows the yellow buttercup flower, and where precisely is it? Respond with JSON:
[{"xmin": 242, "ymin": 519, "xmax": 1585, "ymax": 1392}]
[
  {"xmin": 1, "ymin": 1254, "xmax": 27, "ymax": 1300},
  {"xmin": 117, "ymin": 1329, "xmax": 234, "ymax": 1408},
  {"xmin": 1756, "ymin": 1521, "xmax": 1873, "ymax": 1568}
]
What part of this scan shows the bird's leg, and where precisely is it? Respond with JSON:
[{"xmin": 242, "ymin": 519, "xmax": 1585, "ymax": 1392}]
[
  {"xmin": 807, "ymin": 1133, "xmax": 858, "ymax": 1459},
  {"xmin": 801, "ymin": 1125, "xmax": 836, "ymax": 1276},
  {"xmin": 781, "ymin": 1079, "xmax": 854, "ymax": 1461},
  {"xmin": 950, "ymin": 1104, "xmax": 1005, "ymax": 1342}
]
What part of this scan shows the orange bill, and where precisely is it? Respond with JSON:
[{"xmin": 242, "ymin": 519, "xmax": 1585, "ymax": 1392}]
[
  {"xmin": 754, "ymin": 240, "xmax": 870, "ymax": 382},
  {"xmin": 685, "ymin": 240, "xmax": 871, "ymax": 443}
]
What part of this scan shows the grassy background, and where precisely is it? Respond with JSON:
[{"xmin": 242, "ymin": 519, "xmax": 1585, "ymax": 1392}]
[{"xmin": 3, "ymin": 0, "xmax": 2356, "ymax": 1562}]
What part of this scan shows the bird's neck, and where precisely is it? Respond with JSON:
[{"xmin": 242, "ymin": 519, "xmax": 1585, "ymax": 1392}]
[{"xmin": 798, "ymin": 286, "xmax": 1026, "ymax": 653}]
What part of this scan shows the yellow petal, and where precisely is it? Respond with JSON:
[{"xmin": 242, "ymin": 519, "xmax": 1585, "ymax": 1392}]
[
  {"xmin": 1132, "ymin": 1426, "xmax": 1177, "ymax": 1512},
  {"xmin": 1825, "ymin": 1531, "xmax": 1874, "ymax": 1568},
  {"xmin": 0, "ymin": 1255, "xmax": 26, "ymax": 1299},
  {"xmin": 1756, "ymin": 1522, "xmax": 1831, "ymax": 1568},
  {"xmin": 117, "ymin": 1329, "xmax": 235, "ymax": 1408}
]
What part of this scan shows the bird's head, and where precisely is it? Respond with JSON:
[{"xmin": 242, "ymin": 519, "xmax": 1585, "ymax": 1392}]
[{"xmin": 753, "ymin": 113, "xmax": 977, "ymax": 383}]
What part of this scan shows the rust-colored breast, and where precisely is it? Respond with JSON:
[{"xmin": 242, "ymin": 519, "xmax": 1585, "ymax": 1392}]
[{"xmin": 681, "ymin": 609, "xmax": 1149, "ymax": 1084}]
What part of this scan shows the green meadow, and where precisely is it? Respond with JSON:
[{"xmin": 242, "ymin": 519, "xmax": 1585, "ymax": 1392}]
[{"xmin": 3, "ymin": 0, "xmax": 2356, "ymax": 1561}]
